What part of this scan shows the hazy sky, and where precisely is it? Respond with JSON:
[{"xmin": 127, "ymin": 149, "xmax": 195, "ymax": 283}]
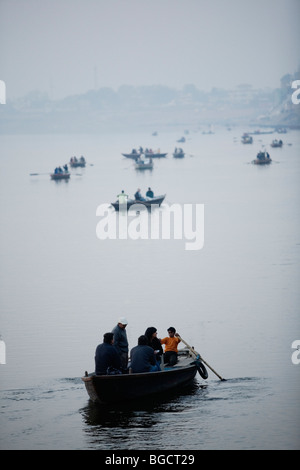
[{"xmin": 0, "ymin": 0, "xmax": 299, "ymax": 100}]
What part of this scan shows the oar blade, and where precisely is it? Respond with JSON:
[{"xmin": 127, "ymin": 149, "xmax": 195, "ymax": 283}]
[{"xmin": 178, "ymin": 335, "xmax": 226, "ymax": 382}]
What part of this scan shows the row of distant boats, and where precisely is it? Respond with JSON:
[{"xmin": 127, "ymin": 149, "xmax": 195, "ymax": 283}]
[
  {"xmin": 50, "ymin": 130, "xmax": 284, "ymax": 181},
  {"xmin": 122, "ymin": 141, "xmax": 277, "ymax": 169},
  {"xmin": 122, "ymin": 147, "xmax": 185, "ymax": 170},
  {"xmin": 241, "ymin": 133, "xmax": 284, "ymax": 148},
  {"xmin": 122, "ymin": 148, "xmax": 185, "ymax": 160}
]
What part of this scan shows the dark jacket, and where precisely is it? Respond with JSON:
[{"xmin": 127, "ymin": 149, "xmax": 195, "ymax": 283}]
[
  {"xmin": 95, "ymin": 342, "xmax": 121, "ymax": 375},
  {"xmin": 130, "ymin": 345, "xmax": 156, "ymax": 373},
  {"xmin": 111, "ymin": 324, "xmax": 128, "ymax": 355},
  {"xmin": 145, "ymin": 327, "xmax": 163, "ymax": 358}
]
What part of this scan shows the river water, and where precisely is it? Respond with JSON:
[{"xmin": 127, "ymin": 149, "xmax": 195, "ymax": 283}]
[{"xmin": 0, "ymin": 127, "xmax": 299, "ymax": 450}]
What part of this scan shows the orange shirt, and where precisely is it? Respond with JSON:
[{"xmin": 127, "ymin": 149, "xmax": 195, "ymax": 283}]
[{"xmin": 160, "ymin": 336, "xmax": 181, "ymax": 353}]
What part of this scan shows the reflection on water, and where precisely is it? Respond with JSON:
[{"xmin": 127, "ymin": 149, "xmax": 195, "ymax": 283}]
[
  {"xmin": 79, "ymin": 377, "xmax": 273, "ymax": 450},
  {"xmin": 80, "ymin": 380, "xmax": 204, "ymax": 449},
  {"xmin": 81, "ymin": 380, "xmax": 201, "ymax": 428}
]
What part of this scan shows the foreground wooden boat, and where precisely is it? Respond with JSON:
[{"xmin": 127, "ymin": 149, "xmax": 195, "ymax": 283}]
[
  {"xmin": 82, "ymin": 351, "xmax": 206, "ymax": 404},
  {"xmin": 111, "ymin": 194, "xmax": 166, "ymax": 211},
  {"xmin": 50, "ymin": 172, "xmax": 70, "ymax": 180}
]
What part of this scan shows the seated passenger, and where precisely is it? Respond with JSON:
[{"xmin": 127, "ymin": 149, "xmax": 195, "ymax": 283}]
[
  {"xmin": 95, "ymin": 332, "xmax": 122, "ymax": 375},
  {"xmin": 130, "ymin": 335, "xmax": 159, "ymax": 373},
  {"xmin": 146, "ymin": 187, "xmax": 154, "ymax": 198},
  {"xmin": 134, "ymin": 188, "xmax": 145, "ymax": 201},
  {"xmin": 145, "ymin": 327, "xmax": 163, "ymax": 369},
  {"xmin": 160, "ymin": 327, "xmax": 181, "ymax": 366}
]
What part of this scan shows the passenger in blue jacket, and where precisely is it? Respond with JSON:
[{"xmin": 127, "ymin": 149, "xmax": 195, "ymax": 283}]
[
  {"xmin": 130, "ymin": 335, "xmax": 160, "ymax": 373},
  {"xmin": 134, "ymin": 188, "xmax": 146, "ymax": 201},
  {"xmin": 95, "ymin": 332, "xmax": 121, "ymax": 375}
]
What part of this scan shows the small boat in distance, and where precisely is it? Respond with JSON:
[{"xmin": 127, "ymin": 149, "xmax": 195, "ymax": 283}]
[
  {"xmin": 252, "ymin": 150, "xmax": 272, "ymax": 165},
  {"xmin": 173, "ymin": 148, "xmax": 185, "ymax": 158},
  {"xmin": 241, "ymin": 133, "xmax": 253, "ymax": 144},
  {"xmin": 270, "ymin": 139, "xmax": 283, "ymax": 148},
  {"xmin": 135, "ymin": 157, "xmax": 153, "ymax": 170},
  {"xmin": 122, "ymin": 148, "xmax": 167, "ymax": 159},
  {"xmin": 82, "ymin": 349, "xmax": 205, "ymax": 404},
  {"xmin": 111, "ymin": 194, "xmax": 166, "ymax": 211},
  {"xmin": 51, "ymin": 164, "xmax": 70, "ymax": 180},
  {"xmin": 70, "ymin": 156, "xmax": 86, "ymax": 168}
]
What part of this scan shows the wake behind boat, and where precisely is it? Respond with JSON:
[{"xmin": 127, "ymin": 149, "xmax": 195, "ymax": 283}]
[{"xmin": 111, "ymin": 194, "xmax": 166, "ymax": 211}]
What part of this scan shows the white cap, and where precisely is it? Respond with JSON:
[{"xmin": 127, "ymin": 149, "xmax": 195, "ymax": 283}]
[{"xmin": 118, "ymin": 317, "xmax": 128, "ymax": 325}]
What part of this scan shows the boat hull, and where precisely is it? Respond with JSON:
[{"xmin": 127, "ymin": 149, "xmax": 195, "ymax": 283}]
[
  {"xmin": 70, "ymin": 162, "xmax": 86, "ymax": 168},
  {"xmin": 135, "ymin": 163, "xmax": 153, "ymax": 169},
  {"xmin": 122, "ymin": 153, "xmax": 167, "ymax": 159},
  {"xmin": 173, "ymin": 153, "xmax": 185, "ymax": 158},
  {"xmin": 252, "ymin": 159, "xmax": 272, "ymax": 165},
  {"xmin": 111, "ymin": 194, "xmax": 166, "ymax": 211},
  {"xmin": 82, "ymin": 362, "xmax": 198, "ymax": 404},
  {"xmin": 145, "ymin": 152, "xmax": 167, "ymax": 158},
  {"xmin": 50, "ymin": 173, "xmax": 70, "ymax": 180}
]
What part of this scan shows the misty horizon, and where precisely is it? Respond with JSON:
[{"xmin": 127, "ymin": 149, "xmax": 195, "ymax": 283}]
[
  {"xmin": 1, "ymin": 0, "xmax": 299, "ymax": 101},
  {"xmin": 4, "ymin": 74, "xmax": 296, "ymax": 105}
]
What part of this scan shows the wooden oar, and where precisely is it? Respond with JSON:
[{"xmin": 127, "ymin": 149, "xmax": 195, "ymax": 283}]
[
  {"xmin": 30, "ymin": 173, "xmax": 82, "ymax": 176},
  {"xmin": 178, "ymin": 335, "xmax": 226, "ymax": 381}
]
